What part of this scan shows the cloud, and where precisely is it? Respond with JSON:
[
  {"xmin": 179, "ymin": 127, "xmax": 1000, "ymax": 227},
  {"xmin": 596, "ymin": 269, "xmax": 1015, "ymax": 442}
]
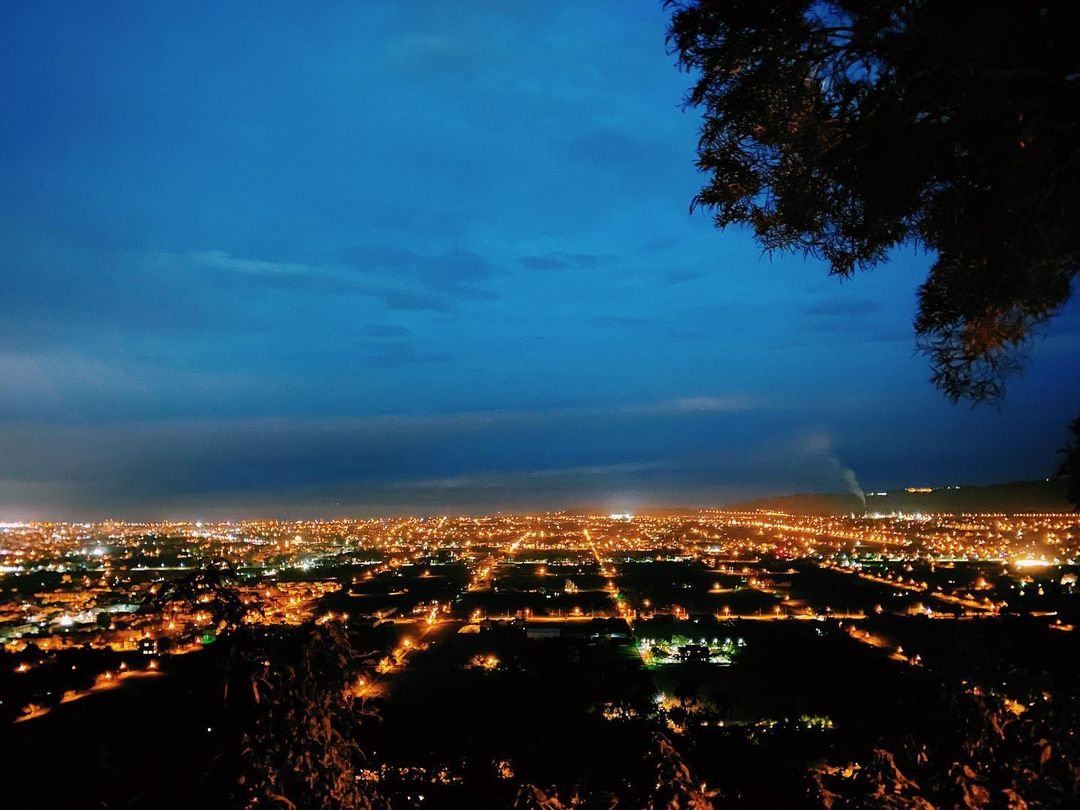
[
  {"xmin": 0, "ymin": 347, "xmax": 275, "ymax": 422},
  {"xmin": 394, "ymin": 460, "xmax": 667, "ymax": 491},
  {"xmin": 341, "ymin": 245, "xmax": 499, "ymax": 300},
  {"xmin": 181, "ymin": 250, "xmax": 354, "ymax": 296},
  {"xmin": 354, "ymin": 284, "xmax": 455, "ymax": 312},
  {"xmin": 162, "ymin": 247, "xmax": 503, "ymax": 314},
  {"xmin": 0, "ymin": 392, "xmax": 765, "ymax": 516},
  {"xmin": 636, "ymin": 237, "xmax": 679, "ymax": 254},
  {"xmin": 664, "ymin": 328, "xmax": 709, "ymax": 341},
  {"xmin": 663, "ymin": 269, "xmax": 704, "ymax": 286},
  {"xmin": 798, "ymin": 295, "xmax": 905, "ymax": 342},
  {"xmin": 187, "ymin": 249, "xmax": 483, "ymax": 310},
  {"xmin": 520, "ymin": 251, "xmax": 612, "ymax": 270},
  {"xmin": 558, "ymin": 126, "xmax": 659, "ymax": 173},
  {"xmin": 0, "ymin": 245, "xmax": 262, "ymax": 349},
  {"xmin": 361, "ymin": 341, "xmax": 449, "ymax": 368},
  {"xmin": 588, "ymin": 314, "xmax": 651, "ymax": 328},
  {"xmin": 356, "ymin": 324, "xmax": 411, "ymax": 337},
  {"xmin": 659, "ymin": 396, "xmax": 757, "ymax": 413},
  {"xmin": 802, "ymin": 297, "xmax": 882, "ymax": 318}
]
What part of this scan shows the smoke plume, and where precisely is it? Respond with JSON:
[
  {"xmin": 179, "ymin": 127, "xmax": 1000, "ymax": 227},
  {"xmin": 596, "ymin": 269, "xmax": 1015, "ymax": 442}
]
[{"xmin": 837, "ymin": 464, "xmax": 866, "ymax": 513}]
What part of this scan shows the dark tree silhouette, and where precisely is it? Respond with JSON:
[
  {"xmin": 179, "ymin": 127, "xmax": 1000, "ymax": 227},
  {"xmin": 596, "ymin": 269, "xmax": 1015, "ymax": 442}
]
[
  {"xmin": 145, "ymin": 563, "xmax": 382, "ymax": 808},
  {"xmin": 512, "ymin": 733, "xmax": 716, "ymax": 809},
  {"xmin": 235, "ymin": 620, "xmax": 384, "ymax": 810},
  {"xmin": 646, "ymin": 733, "xmax": 717, "ymax": 809},
  {"xmin": 667, "ymin": 0, "xmax": 1079, "ymax": 491},
  {"xmin": 812, "ymin": 684, "xmax": 1080, "ymax": 809}
]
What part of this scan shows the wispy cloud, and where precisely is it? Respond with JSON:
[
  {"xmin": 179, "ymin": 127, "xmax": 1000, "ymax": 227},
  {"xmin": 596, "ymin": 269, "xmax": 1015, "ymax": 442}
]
[
  {"xmin": 341, "ymin": 245, "xmax": 500, "ymax": 301},
  {"xmin": 393, "ymin": 460, "xmax": 667, "ymax": 491},
  {"xmin": 360, "ymin": 341, "xmax": 449, "ymax": 368},
  {"xmin": 588, "ymin": 314, "xmax": 651, "ymax": 328},
  {"xmin": 660, "ymin": 396, "xmax": 756, "ymax": 413},
  {"xmin": 802, "ymin": 297, "xmax": 882, "ymax": 318},
  {"xmin": 520, "ymin": 251, "xmax": 612, "ymax": 270}
]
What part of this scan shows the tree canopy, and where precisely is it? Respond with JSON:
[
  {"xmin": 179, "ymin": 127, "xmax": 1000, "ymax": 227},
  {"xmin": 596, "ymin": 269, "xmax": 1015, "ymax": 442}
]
[{"xmin": 666, "ymin": 0, "xmax": 1079, "ymax": 405}]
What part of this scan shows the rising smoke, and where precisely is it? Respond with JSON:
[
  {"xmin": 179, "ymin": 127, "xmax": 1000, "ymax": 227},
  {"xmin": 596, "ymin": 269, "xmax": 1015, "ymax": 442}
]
[
  {"xmin": 784, "ymin": 431, "xmax": 868, "ymax": 514},
  {"xmin": 821, "ymin": 447, "xmax": 867, "ymax": 513},
  {"xmin": 836, "ymin": 463, "xmax": 867, "ymax": 513}
]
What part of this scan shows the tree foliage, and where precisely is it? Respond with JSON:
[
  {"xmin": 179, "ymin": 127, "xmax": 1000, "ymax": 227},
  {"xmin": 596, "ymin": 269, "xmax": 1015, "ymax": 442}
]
[
  {"xmin": 646, "ymin": 733, "xmax": 717, "ymax": 810},
  {"xmin": 512, "ymin": 732, "xmax": 715, "ymax": 810},
  {"xmin": 666, "ymin": 0, "xmax": 1079, "ymax": 405},
  {"xmin": 145, "ymin": 563, "xmax": 381, "ymax": 808},
  {"xmin": 234, "ymin": 620, "xmax": 383, "ymax": 810},
  {"xmin": 812, "ymin": 684, "xmax": 1080, "ymax": 809}
]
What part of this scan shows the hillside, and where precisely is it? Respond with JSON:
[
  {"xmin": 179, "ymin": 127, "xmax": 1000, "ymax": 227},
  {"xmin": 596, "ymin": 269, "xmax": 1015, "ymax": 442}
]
[{"xmin": 725, "ymin": 478, "xmax": 1075, "ymax": 516}]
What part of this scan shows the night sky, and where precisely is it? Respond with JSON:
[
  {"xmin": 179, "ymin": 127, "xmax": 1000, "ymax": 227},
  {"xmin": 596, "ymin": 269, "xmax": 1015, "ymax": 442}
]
[{"xmin": 2, "ymin": 2, "xmax": 1078, "ymax": 519}]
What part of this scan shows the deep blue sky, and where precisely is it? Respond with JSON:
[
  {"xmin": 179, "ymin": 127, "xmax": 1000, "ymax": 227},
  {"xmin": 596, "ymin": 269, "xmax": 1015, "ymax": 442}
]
[{"xmin": 1, "ymin": 1, "xmax": 1077, "ymax": 519}]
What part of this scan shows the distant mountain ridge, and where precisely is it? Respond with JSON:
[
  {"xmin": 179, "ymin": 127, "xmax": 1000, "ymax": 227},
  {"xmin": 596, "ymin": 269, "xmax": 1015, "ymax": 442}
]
[{"xmin": 723, "ymin": 478, "xmax": 1074, "ymax": 516}]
